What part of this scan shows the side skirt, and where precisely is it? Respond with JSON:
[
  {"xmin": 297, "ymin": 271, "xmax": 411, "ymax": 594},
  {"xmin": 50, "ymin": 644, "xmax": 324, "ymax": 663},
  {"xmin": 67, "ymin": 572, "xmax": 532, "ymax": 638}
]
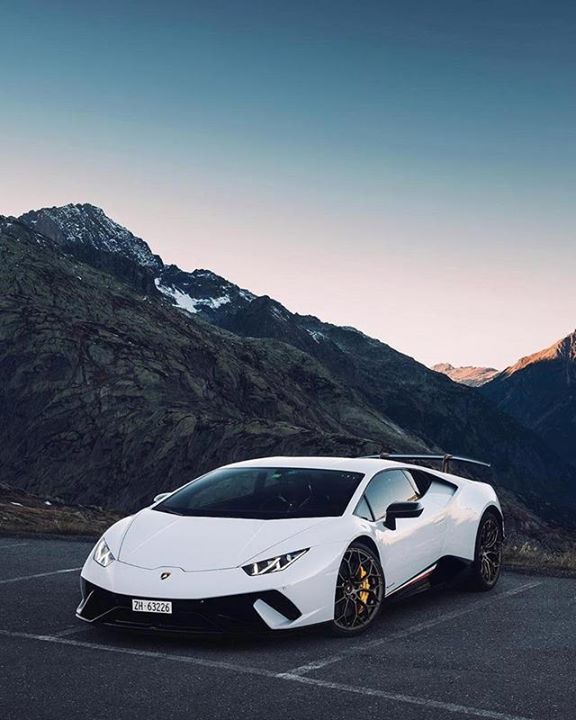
[
  {"xmin": 385, "ymin": 563, "xmax": 438, "ymax": 602},
  {"xmin": 385, "ymin": 556, "xmax": 472, "ymax": 603}
]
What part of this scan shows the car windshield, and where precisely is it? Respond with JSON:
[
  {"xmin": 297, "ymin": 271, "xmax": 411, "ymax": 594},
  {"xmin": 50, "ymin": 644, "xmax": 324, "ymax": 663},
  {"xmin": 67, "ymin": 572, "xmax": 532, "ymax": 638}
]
[{"xmin": 154, "ymin": 467, "xmax": 364, "ymax": 519}]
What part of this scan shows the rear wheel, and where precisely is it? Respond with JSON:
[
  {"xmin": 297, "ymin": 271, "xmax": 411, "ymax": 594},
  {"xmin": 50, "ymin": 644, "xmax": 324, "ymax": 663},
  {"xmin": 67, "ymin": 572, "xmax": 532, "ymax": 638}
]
[
  {"xmin": 465, "ymin": 511, "xmax": 503, "ymax": 591},
  {"xmin": 328, "ymin": 542, "xmax": 384, "ymax": 637}
]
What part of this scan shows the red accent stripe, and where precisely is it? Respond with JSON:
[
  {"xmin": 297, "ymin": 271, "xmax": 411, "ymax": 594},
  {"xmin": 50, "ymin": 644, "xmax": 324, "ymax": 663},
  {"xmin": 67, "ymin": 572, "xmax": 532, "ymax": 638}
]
[{"xmin": 388, "ymin": 563, "xmax": 437, "ymax": 596}]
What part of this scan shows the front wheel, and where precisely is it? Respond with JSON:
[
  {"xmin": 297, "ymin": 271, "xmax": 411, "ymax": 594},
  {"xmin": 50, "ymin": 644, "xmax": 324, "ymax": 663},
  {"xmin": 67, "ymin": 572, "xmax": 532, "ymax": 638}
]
[
  {"xmin": 465, "ymin": 511, "xmax": 503, "ymax": 591},
  {"xmin": 327, "ymin": 541, "xmax": 384, "ymax": 637}
]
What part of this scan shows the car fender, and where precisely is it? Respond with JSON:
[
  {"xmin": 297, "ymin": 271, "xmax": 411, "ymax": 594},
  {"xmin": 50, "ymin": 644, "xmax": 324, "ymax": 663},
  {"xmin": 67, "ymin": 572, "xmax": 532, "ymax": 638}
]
[{"xmin": 444, "ymin": 480, "xmax": 501, "ymax": 561}]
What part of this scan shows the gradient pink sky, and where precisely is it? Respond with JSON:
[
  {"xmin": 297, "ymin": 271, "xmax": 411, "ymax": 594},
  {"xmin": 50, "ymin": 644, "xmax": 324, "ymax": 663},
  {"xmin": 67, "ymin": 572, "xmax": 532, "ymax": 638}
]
[{"xmin": 2, "ymin": 1, "xmax": 575, "ymax": 369}]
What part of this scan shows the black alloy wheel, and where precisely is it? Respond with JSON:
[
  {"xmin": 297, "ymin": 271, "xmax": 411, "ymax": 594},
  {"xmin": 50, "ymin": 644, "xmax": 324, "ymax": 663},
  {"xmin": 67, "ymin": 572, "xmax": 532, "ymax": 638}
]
[
  {"xmin": 329, "ymin": 542, "xmax": 384, "ymax": 636},
  {"xmin": 466, "ymin": 511, "xmax": 503, "ymax": 591}
]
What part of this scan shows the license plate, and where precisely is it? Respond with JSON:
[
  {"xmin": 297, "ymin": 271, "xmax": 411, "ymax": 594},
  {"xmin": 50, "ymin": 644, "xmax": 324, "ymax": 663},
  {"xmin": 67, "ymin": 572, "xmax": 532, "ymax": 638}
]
[{"xmin": 132, "ymin": 599, "xmax": 172, "ymax": 614}]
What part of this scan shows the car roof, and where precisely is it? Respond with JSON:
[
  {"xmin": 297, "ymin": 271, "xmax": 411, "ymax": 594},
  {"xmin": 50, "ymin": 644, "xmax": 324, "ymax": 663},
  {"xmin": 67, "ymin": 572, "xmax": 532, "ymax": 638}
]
[
  {"xmin": 222, "ymin": 455, "xmax": 467, "ymax": 488},
  {"xmin": 223, "ymin": 456, "xmax": 410, "ymax": 475}
]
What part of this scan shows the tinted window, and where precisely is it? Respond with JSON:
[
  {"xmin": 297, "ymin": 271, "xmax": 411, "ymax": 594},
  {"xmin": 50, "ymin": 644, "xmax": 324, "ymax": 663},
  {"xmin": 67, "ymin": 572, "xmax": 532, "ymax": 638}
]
[
  {"xmin": 155, "ymin": 467, "xmax": 364, "ymax": 519},
  {"xmin": 364, "ymin": 470, "xmax": 418, "ymax": 519}
]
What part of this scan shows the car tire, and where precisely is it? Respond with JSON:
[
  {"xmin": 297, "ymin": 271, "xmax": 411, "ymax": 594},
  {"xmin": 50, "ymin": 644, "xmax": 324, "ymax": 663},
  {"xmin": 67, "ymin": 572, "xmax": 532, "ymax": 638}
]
[
  {"xmin": 464, "ymin": 510, "xmax": 503, "ymax": 592},
  {"xmin": 327, "ymin": 541, "xmax": 385, "ymax": 637}
]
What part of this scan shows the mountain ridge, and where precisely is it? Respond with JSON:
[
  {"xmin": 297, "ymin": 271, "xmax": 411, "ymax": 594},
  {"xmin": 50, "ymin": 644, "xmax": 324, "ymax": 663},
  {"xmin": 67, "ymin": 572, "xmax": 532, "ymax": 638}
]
[
  {"xmin": 500, "ymin": 330, "xmax": 576, "ymax": 374},
  {"xmin": 482, "ymin": 330, "xmax": 576, "ymax": 468},
  {"xmin": 8, "ymin": 203, "xmax": 576, "ymax": 525},
  {"xmin": 19, "ymin": 203, "xmax": 162, "ymax": 270},
  {"xmin": 432, "ymin": 363, "xmax": 500, "ymax": 387}
]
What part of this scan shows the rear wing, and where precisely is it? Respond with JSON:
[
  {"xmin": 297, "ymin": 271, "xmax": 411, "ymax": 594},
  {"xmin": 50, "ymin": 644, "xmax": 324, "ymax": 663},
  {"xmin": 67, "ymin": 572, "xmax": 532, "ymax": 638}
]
[{"xmin": 362, "ymin": 453, "xmax": 491, "ymax": 474}]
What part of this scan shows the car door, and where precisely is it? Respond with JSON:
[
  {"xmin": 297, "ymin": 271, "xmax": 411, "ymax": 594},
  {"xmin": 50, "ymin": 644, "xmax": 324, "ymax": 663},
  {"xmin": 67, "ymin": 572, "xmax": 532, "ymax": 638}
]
[{"xmin": 363, "ymin": 469, "xmax": 446, "ymax": 593}]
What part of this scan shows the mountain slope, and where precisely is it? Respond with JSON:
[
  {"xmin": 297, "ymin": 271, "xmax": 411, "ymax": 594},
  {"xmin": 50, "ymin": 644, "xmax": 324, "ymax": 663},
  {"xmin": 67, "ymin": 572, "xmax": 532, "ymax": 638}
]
[
  {"xmin": 432, "ymin": 363, "xmax": 500, "ymax": 387},
  {"xmin": 482, "ymin": 331, "xmax": 576, "ymax": 467},
  {"xmin": 12, "ymin": 204, "xmax": 576, "ymax": 524},
  {"xmin": 0, "ymin": 217, "xmax": 416, "ymax": 511},
  {"xmin": 218, "ymin": 299, "xmax": 576, "ymax": 521}
]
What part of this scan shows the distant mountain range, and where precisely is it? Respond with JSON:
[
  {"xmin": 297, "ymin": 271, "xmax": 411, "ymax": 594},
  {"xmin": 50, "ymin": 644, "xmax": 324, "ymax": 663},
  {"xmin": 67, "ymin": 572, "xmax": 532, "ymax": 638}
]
[
  {"xmin": 482, "ymin": 330, "xmax": 576, "ymax": 468},
  {"xmin": 1, "ymin": 203, "xmax": 575, "ymax": 529},
  {"xmin": 432, "ymin": 363, "xmax": 500, "ymax": 387},
  {"xmin": 436, "ymin": 332, "xmax": 576, "ymax": 471}
]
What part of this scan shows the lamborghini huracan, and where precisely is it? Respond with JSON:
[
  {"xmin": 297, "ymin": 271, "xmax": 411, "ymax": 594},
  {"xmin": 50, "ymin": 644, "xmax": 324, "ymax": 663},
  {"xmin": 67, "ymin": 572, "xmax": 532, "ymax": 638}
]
[{"xmin": 77, "ymin": 454, "xmax": 504, "ymax": 636}]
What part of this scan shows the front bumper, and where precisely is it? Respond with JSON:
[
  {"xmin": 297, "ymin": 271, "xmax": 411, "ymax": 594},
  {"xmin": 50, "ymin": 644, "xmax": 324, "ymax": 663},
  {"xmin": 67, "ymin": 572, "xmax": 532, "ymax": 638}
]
[
  {"xmin": 77, "ymin": 544, "xmax": 342, "ymax": 632},
  {"xmin": 77, "ymin": 578, "xmax": 301, "ymax": 633}
]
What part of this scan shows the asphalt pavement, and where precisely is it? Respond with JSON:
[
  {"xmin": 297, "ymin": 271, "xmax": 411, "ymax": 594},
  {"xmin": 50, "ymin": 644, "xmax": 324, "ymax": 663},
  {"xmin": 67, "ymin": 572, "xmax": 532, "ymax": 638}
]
[{"xmin": 0, "ymin": 536, "xmax": 574, "ymax": 720}]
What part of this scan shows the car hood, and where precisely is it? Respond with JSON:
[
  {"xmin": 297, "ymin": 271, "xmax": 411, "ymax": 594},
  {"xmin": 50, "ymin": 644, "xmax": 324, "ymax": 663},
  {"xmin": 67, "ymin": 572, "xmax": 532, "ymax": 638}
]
[{"xmin": 117, "ymin": 508, "xmax": 330, "ymax": 571}]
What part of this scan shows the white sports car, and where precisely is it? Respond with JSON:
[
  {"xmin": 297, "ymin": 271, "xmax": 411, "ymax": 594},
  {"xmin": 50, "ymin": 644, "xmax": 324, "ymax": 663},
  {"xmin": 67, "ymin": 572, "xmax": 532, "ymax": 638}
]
[{"xmin": 77, "ymin": 454, "xmax": 504, "ymax": 636}]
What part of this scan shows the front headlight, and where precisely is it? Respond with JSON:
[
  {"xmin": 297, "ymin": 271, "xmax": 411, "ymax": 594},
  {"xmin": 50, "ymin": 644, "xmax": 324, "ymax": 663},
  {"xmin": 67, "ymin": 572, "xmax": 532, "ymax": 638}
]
[
  {"xmin": 242, "ymin": 548, "xmax": 308, "ymax": 576},
  {"xmin": 93, "ymin": 538, "xmax": 115, "ymax": 567}
]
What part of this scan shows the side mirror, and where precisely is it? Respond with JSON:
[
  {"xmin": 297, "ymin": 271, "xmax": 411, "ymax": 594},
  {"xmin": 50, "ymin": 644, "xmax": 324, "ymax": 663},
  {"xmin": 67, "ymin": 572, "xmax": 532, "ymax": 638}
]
[
  {"xmin": 153, "ymin": 492, "xmax": 171, "ymax": 504},
  {"xmin": 384, "ymin": 501, "xmax": 423, "ymax": 530}
]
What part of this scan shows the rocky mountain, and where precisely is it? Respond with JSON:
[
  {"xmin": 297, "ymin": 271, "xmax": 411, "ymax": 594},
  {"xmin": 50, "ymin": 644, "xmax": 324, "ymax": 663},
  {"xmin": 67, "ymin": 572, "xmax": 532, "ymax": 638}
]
[
  {"xmin": 18, "ymin": 204, "xmax": 255, "ymax": 322},
  {"xmin": 155, "ymin": 266, "xmax": 255, "ymax": 322},
  {"xmin": 19, "ymin": 203, "xmax": 162, "ymax": 270},
  {"xmin": 6, "ymin": 204, "xmax": 576, "ymax": 526},
  {"xmin": 19, "ymin": 204, "xmax": 162, "ymax": 297},
  {"xmin": 0, "ymin": 216, "xmax": 414, "ymax": 512},
  {"xmin": 432, "ymin": 363, "xmax": 500, "ymax": 387},
  {"xmin": 482, "ymin": 331, "xmax": 576, "ymax": 468}
]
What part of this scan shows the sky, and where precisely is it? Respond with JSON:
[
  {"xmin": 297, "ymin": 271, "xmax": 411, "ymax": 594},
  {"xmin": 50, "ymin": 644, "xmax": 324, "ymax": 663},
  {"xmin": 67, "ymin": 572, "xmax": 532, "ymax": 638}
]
[{"xmin": 1, "ymin": 0, "xmax": 575, "ymax": 368}]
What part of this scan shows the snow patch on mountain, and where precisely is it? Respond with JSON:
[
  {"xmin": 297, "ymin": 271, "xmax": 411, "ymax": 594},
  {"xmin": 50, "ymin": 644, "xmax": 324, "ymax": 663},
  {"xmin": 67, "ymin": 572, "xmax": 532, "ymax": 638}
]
[
  {"xmin": 306, "ymin": 329, "xmax": 326, "ymax": 343},
  {"xmin": 154, "ymin": 279, "xmax": 232, "ymax": 314}
]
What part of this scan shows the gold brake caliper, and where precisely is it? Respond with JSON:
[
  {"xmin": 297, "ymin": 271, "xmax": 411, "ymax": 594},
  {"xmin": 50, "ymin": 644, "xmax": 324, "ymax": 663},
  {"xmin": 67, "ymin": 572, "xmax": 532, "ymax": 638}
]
[{"xmin": 358, "ymin": 564, "xmax": 370, "ymax": 610}]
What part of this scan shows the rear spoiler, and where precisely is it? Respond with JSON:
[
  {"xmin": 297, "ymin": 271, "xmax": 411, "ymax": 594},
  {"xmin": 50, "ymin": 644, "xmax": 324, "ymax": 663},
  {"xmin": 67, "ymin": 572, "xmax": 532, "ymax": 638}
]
[{"xmin": 362, "ymin": 453, "xmax": 491, "ymax": 474}]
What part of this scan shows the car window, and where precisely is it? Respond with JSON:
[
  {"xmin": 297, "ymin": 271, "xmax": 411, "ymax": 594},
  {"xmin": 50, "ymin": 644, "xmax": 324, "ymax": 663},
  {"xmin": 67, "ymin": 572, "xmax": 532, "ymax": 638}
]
[
  {"xmin": 155, "ymin": 467, "xmax": 364, "ymax": 519},
  {"xmin": 364, "ymin": 470, "xmax": 419, "ymax": 520}
]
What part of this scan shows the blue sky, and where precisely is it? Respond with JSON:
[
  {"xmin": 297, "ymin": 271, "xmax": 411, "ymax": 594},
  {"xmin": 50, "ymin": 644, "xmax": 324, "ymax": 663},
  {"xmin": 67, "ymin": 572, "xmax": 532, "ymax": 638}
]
[{"xmin": 2, "ymin": 0, "xmax": 575, "ymax": 367}]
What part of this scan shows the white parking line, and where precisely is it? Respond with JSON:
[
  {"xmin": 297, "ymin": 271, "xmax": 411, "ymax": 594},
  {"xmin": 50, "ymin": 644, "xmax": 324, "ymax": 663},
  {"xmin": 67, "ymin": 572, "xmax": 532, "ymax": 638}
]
[
  {"xmin": 0, "ymin": 629, "xmax": 279, "ymax": 677},
  {"xmin": 281, "ymin": 673, "xmax": 534, "ymax": 720},
  {"xmin": 282, "ymin": 580, "xmax": 542, "ymax": 676},
  {"xmin": 0, "ymin": 567, "xmax": 82, "ymax": 585},
  {"xmin": 0, "ymin": 542, "xmax": 29, "ymax": 550},
  {"xmin": 51, "ymin": 626, "xmax": 88, "ymax": 638},
  {"xmin": 0, "ymin": 628, "xmax": 535, "ymax": 720}
]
